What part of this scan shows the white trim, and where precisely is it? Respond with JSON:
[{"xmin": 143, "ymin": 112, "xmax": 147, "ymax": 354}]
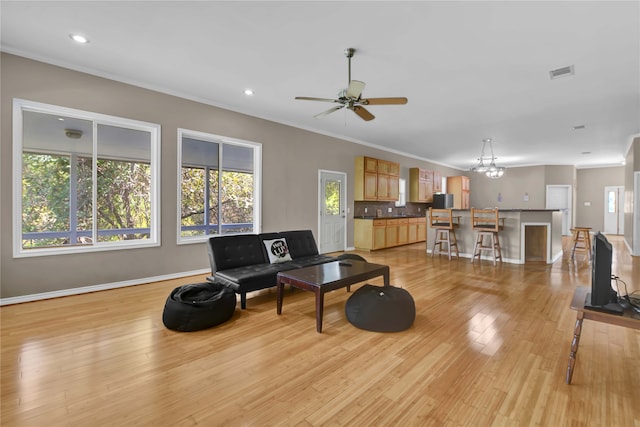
[
  {"xmin": 634, "ymin": 172, "xmax": 640, "ymax": 256},
  {"xmin": 0, "ymin": 269, "xmax": 211, "ymax": 306},
  {"xmin": 520, "ymin": 222, "xmax": 552, "ymax": 264},
  {"xmin": 176, "ymin": 128, "xmax": 262, "ymax": 245},
  {"xmin": 13, "ymin": 98, "xmax": 161, "ymax": 258},
  {"xmin": 317, "ymin": 169, "xmax": 347, "ymax": 254}
]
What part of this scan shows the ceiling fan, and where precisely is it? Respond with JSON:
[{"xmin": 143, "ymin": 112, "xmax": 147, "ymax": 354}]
[{"xmin": 295, "ymin": 48, "xmax": 408, "ymax": 121}]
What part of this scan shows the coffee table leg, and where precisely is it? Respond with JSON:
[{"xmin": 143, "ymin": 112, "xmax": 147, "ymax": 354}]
[
  {"xmin": 277, "ymin": 281, "xmax": 284, "ymax": 315},
  {"xmin": 383, "ymin": 268, "xmax": 390, "ymax": 286},
  {"xmin": 566, "ymin": 311, "xmax": 584, "ymax": 384},
  {"xmin": 315, "ymin": 289, "xmax": 324, "ymax": 333}
]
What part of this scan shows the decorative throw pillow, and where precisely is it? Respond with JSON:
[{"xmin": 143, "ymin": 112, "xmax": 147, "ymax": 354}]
[{"xmin": 263, "ymin": 238, "xmax": 293, "ymax": 264}]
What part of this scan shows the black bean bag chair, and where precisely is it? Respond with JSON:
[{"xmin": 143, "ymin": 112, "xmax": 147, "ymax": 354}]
[
  {"xmin": 162, "ymin": 282, "xmax": 236, "ymax": 332},
  {"xmin": 345, "ymin": 284, "xmax": 415, "ymax": 332}
]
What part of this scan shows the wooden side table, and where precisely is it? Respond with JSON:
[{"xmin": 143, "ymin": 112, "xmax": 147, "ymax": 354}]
[{"xmin": 566, "ymin": 286, "xmax": 640, "ymax": 384}]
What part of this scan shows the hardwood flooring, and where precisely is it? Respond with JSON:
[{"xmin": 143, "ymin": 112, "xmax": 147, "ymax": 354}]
[{"xmin": 1, "ymin": 236, "xmax": 638, "ymax": 426}]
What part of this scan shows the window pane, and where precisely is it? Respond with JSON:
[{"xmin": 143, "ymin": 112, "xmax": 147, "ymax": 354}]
[
  {"xmin": 21, "ymin": 111, "xmax": 93, "ymax": 249},
  {"xmin": 96, "ymin": 124, "xmax": 152, "ymax": 242},
  {"xmin": 324, "ymin": 179, "xmax": 340, "ymax": 215},
  {"xmin": 221, "ymin": 143, "xmax": 254, "ymax": 234},
  {"xmin": 608, "ymin": 191, "xmax": 616, "ymax": 213},
  {"xmin": 181, "ymin": 167, "xmax": 206, "ymax": 237},
  {"xmin": 22, "ymin": 153, "xmax": 71, "ymax": 247},
  {"xmin": 221, "ymin": 171, "xmax": 254, "ymax": 234}
]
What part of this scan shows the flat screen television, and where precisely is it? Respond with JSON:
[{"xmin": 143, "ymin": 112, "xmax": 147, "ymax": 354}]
[{"xmin": 585, "ymin": 232, "xmax": 623, "ymax": 315}]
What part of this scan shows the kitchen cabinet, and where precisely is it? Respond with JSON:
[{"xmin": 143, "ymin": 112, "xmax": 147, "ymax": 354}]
[
  {"xmin": 355, "ymin": 156, "xmax": 400, "ymax": 201},
  {"xmin": 397, "ymin": 218, "xmax": 409, "ymax": 245},
  {"xmin": 355, "ymin": 217, "xmax": 425, "ymax": 250},
  {"xmin": 446, "ymin": 176, "xmax": 470, "ymax": 209},
  {"xmin": 355, "ymin": 219, "xmax": 387, "ymax": 250},
  {"xmin": 433, "ymin": 170, "xmax": 442, "ymax": 193},
  {"xmin": 409, "ymin": 168, "xmax": 434, "ymax": 202},
  {"xmin": 408, "ymin": 217, "xmax": 425, "ymax": 243},
  {"xmin": 385, "ymin": 219, "xmax": 399, "ymax": 247}
]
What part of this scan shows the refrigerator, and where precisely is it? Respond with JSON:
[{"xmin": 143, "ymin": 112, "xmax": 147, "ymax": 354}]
[{"xmin": 433, "ymin": 193, "xmax": 454, "ymax": 209}]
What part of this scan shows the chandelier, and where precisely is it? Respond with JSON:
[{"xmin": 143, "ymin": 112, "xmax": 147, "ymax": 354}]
[{"xmin": 470, "ymin": 138, "xmax": 505, "ymax": 179}]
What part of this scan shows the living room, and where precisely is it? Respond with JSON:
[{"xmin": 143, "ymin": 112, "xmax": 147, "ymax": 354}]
[{"xmin": 1, "ymin": 1, "xmax": 639, "ymax": 425}]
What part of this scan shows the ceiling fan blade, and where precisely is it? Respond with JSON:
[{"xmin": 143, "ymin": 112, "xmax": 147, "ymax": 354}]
[
  {"xmin": 295, "ymin": 96, "xmax": 340, "ymax": 103},
  {"xmin": 346, "ymin": 80, "xmax": 366, "ymax": 99},
  {"xmin": 362, "ymin": 97, "xmax": 408, "ymax": 105},
  {"xmin": 314, "ymin": 105, "xmax": 344, "ymax": 119},
  {"xmin": 352, "ymin": 106, "xmax": 375, "ymax": 121}
]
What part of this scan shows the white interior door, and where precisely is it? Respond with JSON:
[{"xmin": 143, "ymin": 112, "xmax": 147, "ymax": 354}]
[
  {"xmin": 318, "ymin": 170, "xmax": 346, "ymax": 253},
  {"xmin": 604, "ymin": 186, "xmax": 624, "ymax": 235},
  {"xmin": 546, "ymin": 185, "xmax": 572, "ymax": 236}
]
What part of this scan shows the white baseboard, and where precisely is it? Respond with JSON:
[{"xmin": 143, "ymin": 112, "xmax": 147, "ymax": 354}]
[{"xmin": 0, "ymin": 268, "xmax": 210, "ymax": 306}]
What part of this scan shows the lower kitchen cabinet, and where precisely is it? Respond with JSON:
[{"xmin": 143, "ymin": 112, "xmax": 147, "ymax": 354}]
[{"xmin": 354, "ymin": 217, "xmax": 425, "ymax": 250}]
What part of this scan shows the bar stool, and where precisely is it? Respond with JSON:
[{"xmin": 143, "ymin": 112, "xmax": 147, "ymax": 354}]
[
  {"xmin": 429, "ymin": 208, "xmax": 459, "ymax": 260},
  {"xmin": 570, "ymin": 227, "xmax": 592, "ymax": 260},
  {"xmin": 471, "ymin": 208, "xmax": 503, "ymax": 266}
]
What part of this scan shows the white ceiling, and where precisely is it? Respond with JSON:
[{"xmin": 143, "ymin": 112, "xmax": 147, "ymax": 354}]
[{"xmin": 2, "ymin": 1, "xmax": 639, "ymax": 171}]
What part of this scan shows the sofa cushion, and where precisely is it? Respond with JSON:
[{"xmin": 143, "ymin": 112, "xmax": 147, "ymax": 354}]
[
  {"xmin": 263, "ymin": 238, "xmax": 293, "ymax": 264},
  {"xmin": 280, "ymin": 230, "xmax": 321, "ymax": 259},
  {"xmin": 207, "ymin": 234, "xmax": 266, "ymax": 272}
]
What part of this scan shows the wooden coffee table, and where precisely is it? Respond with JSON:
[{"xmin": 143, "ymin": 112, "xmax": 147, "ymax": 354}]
[
  {"xmin": 566, "ymin": 286, "xmax": 640, "ymax": 384},
  {"xmin": 276, "ymin": 260, "xmax": 390, "ymax": 333}
]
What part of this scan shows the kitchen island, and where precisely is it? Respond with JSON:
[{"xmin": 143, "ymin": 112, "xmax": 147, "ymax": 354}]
[{"xmin": 426, "ymin": 209, "xmax": 563, "ymax": 264}]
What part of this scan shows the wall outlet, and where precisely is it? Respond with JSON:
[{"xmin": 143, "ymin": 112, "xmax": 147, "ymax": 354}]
[
  {"xmin": 418, "ymin": 207, "xmax": 421, "ymax": 212},
  {"xmin": 388, "ymin": 207, "xmax": 393, "ymax": 213},
  {"xmin": 364, "ymin": 207, "xmax": 368, "ymax": 213}
]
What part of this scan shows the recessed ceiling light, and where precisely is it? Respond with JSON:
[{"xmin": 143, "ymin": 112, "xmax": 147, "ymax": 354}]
[
  {"xmin": 69, "ymin": 34, "xmax": 89, "ymax": 44},
  {"xmin": 243, "ymin": 89, "xmax": 254, "ymax": 96}
]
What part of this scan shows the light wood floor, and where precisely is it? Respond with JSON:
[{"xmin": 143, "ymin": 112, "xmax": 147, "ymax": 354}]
[{"xmin": 2, "ymin": 236, "xmax": 638, "ymax": 426}]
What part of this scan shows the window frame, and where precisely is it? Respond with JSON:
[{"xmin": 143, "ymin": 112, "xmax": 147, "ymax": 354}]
[
  {"xmin": 12, "ymin": 98, "xmax": 161, "ymax": 258},
  {"xmin": 176, "ymin": 128, "xmax": 262, "ymax": 245}
]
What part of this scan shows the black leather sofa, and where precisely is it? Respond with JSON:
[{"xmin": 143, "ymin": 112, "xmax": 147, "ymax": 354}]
[{"xmin": 206, "ymin": 230, "xmax": 338, "ymax": 309}]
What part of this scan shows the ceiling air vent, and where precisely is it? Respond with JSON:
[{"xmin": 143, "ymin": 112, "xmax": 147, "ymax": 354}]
[{"xmin": 549, "ymin": 65, "xmax": 574, "ymax": 79}]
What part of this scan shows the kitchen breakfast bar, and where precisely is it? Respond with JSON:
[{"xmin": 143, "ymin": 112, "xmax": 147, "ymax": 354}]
[{"xmin": 426, "ymin": 209, "xmax": 564, "ymax": 264}]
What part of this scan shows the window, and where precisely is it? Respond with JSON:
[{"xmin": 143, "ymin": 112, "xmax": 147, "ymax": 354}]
[
  {"xmin": 395, "ymin": 178, "xmax": 406, "ymax": 207},
  {"xmin": 178, "ymin": 129, "xmax": 261, "ymax": 243},
  {"xmin": 13, "ymin": 99, "xmax": 160, "ymax": 257}
]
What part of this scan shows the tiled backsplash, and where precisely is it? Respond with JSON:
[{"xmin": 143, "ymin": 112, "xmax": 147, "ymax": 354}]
[{"xmin": 353, "ymin": 201, "xmax": 428, "ymax": 217}]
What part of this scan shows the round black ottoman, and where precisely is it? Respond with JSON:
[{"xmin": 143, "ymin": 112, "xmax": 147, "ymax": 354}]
[
  {"xmin": 345, "ymin": 284, "xmax": 415, "ymax": 332},
  {"xmin": 162, "ymin": 282, "xmax": 236, "ymax": 332}
]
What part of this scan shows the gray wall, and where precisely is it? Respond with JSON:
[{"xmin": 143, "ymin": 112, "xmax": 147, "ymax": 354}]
[
  {"xmin": 0, "ymin": 53, "xmax": 460, "ymax": 299},
  {"xmin": 469, "ymin": 165, "xmax": 553, "ymax": 209},
  {"xmin": 575, "ymin": 166, "xmax": 625, "ymax": 231},
  {"xmin": 2, "ymin": 54, "xmax": 636, "ymax": 299},
  {"xmin": 624, "ymin": 137, "xmax": 639, "ymax": 252}
]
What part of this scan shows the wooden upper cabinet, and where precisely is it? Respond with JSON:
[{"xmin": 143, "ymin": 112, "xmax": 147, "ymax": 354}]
[
  {"xmin": 364, "ymin": 157, "xmax": 378, "ymax": 173},
  {"xmin": 355, "ymin": 156, "xmax": 399, "ymax": 201},
  {"xmin": 446, "ymin": 175, "xmax": 470, "ymax": 209},
  {"xmin": 409, "ymin": 168, "xmax": 434, "ymax": 203},
  {"xmin": 433, "ymin": 171, "xmax": 442, "ymax": 193}
]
